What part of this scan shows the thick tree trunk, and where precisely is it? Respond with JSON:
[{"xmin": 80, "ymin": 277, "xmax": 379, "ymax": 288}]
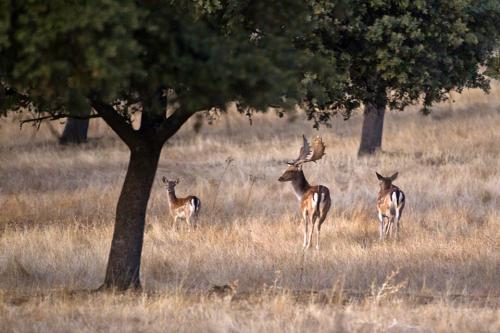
[
  {"xmin": 358, "ymin": 102, "xmax": 386, "ymax": 156},
  {"xmin": 60, "ymin": 118, "xmax": 89, "ymax": 144},
  {"xmin": 101, "ymin": 144, "xmax": 161, "ymax": 290},
  {"xmin": 90, "ymin": 100, "xmax": 195, "ymax": 291}
]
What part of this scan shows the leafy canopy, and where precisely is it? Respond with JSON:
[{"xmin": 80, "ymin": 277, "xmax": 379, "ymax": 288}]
[
  {"xmin": 1, "ymin": 0, "xmax": 498, "ymax": 130},
  {"xmin": 0, "ymin": 0, "xmax": 343, "ymax": 129},
  {"xmin": 308, "ymin": 0, "xmax": 500, "ymax": 117}
]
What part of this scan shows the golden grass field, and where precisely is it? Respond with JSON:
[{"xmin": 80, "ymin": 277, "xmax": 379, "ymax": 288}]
[{"xmin": 0, "ymin": 83, "xmax": 499, "ymax": 332}]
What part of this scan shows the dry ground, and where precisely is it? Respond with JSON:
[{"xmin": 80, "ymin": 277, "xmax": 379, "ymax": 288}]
[{"xmin": 0, "ymin": 84, "xmax": 499, "ymax": 332}]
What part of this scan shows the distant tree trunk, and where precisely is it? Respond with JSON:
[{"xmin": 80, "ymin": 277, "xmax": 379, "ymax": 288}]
[
  {"xmin": 59, "ymin": 118, "xmax": 89, "ymax": 144},
  {"xmin": 358, "ymin": 102, "xmax": 386, "ymax": 156},
  {"xmin": 101, "ymin": 144, "xmax": 161, "ymax": 290}
]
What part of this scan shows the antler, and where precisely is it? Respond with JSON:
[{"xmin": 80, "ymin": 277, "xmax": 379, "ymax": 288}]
[
  {"xmin": 288, "ymin": 135, "xmax": 326, "ymax": 166},
  {"xmin": 308, "ymin": 136, "xmax": 326, "ymax": 162},
  {"xmin": 288, "ymin": 135, "xmax": 310, "ymax": 165}
]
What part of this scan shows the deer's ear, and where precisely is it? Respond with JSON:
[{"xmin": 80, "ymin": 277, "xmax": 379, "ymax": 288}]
[
  {"xmin": 162, "ymin": 176, "xmax": 167, "ymax": 183},
  {"xmin": 376, "ymin": 172, "xmax": 384, "ymax": 181},
  {"xmin": 175, "ymin": 178, "xmax": 180, "ymax": 184},
  {"xmin": 390, "ymin": 172, "xmax": 398, "ymax": 181}
]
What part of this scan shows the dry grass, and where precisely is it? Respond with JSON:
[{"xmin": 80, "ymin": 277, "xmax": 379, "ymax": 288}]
[{"xmin": 0, "ymin": 84, "xmax": 499, "ymax": 332}]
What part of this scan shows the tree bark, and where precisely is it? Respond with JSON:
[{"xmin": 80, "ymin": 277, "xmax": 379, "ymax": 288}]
[
  {"xmin": 101, "ymin": 144, "xmax": 161, "ymax": 290},
  {"xmin": 59, "ymin": 118, "xmax": 89, "ymax": 144},
  {"xmin": 358, "ymin": 102, "xmax": 386, "ymax": 156}
]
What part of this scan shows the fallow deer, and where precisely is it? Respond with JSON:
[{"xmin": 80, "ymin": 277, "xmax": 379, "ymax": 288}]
[
  {"xmin": 278, "ymin": 136, "xmax": 331, "ymax": 250},
  {"xmin": 376, "ymin": 172, "xmax": 405, "ymax": 240},
  {"xmin": 162, "ymin": 177, "xmax": 201, "ymax": 230}
]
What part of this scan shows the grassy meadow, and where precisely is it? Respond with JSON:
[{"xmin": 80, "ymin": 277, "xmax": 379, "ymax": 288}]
[{"xmin": 0, "ymin": 84, "xmax": 499, "ymax": 332}]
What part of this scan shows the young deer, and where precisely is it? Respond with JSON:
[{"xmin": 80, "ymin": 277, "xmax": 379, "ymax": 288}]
[
  {"xmin": 376, "ymin": 172, "xmax": 405, "ymax": 240},
  {"xmin": 279, "ymin": 136, "xmax": 331, "ymax": 250},
  {"xmin": 162, "ymin": 177, "xmax": 201, "ymax": 230}
]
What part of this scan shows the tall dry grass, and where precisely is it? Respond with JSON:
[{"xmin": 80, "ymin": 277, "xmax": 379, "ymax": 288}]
[{"xmin": 0, "ymin": 83, "xmax": 499, "ymax": 332}]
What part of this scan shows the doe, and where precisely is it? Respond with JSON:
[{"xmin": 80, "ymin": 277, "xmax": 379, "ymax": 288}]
[
  {"xmin": 162, "ymin": 177, "xmax": 201, "ymax": 230},
  {"xmin": 376, "ymin": 172, "xmax": 405, "ymax": 240}
]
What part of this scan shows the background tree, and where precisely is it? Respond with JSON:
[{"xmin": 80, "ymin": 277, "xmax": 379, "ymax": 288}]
[
  {"xmin": 306, "ymin": 0, "xmax": 499, "ymax": 155},
  {"xmin": 0, "ymin": 0, "xmax": 341, "ymax": 290},
  {"xmin": 59, "ymin": 117, "xmax": 89, "ymax": 144}
]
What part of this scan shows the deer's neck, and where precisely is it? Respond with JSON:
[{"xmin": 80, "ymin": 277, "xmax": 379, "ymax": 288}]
[
  {"xmin": 379, "ymin": 184, "xmax": 393, "ymax": 196},
  {"xmin": 167, "ymin": 190, "xmax": 178, "ymax": 205},
  {"xmin": 291, "ymin": 171, "xmax": 310, "ymax": 200}
]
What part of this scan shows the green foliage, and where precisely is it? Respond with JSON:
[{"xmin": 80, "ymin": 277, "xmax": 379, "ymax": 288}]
[
  {"xmin": 0, "ymin": 0, "xmax": 331, "ymax": 122},
  {"xmin": 485, "ymin": 49, "xmax": 500, "ymax": 79},
  {"xmin": 309, "ymin": 0, "xmax": 500, "ymax": 118},
  {"xmin": 1, "ymin": 0, "xmax": 142, "ymax": 116},
  {"xmin": 1, "ymin": 0, "xmax": 498, "ymax": 126}
]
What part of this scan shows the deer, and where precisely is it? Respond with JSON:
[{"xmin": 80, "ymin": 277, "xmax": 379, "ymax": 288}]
[
  {"xmin": 278, "ymin": 135, "xmax": 331, "ymax": 250},
  {"xmin": 162, "ymin": 177, "xmax": 201, "ymax": 230},
  {"xmin": 376, "ymin": 172, "xmax": 405, "ymax": 240}
]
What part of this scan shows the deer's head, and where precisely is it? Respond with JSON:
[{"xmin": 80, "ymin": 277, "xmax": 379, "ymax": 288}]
[
  {"xmin": 376, "ymin": 172, "xmax": 398, "ymax": 190},
  {"xmin": 162, "ymin": 176, "xmax": 180, "ymax": 192},
  {"xmin": 278, "ymin": 164, "xmax": 302, "ymax": 182}
]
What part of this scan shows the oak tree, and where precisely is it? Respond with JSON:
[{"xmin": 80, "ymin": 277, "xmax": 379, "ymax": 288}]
[
  {"xmin": 308, "ymin": 0, "xmax": 499, "ymax": 155},
  {"xmin": 0, "ymin": 0, "xmax": 340, "ymax": 290}
]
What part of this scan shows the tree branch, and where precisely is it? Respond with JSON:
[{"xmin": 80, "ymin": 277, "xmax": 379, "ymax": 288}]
[
  {"xmin": 1, "ymin": 85, "xmax": 32, "ymax": 110},
  {"xmin": 90, "ymin": 100, "xmax": 140, "ymax": 148},
  {"xmin": 20, "ymin": 113, "xmax": 101, "ymax": 128},
  {"xmin": 157, "ymin": 108, "xmax": 198, "ymax": 144}
]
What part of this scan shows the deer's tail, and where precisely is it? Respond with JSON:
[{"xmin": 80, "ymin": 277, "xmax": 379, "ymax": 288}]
[
  {"xmin": 190, "ymin": 197, "xmax": 201, "ymax": 215},
  {"xmin": 390, "ymin": 190, "xmax": 405, "ymax": 217}
]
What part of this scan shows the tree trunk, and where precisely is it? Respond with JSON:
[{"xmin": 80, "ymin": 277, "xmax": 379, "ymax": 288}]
[
  {"xmin": 101, "ymin": 144, "xmax": 161, "ymax": 290},
  {"xmin": 358, "ymin": 102, "xmax": 386, "ymax": 156},
  {"xmin": 59, "ymin": 118, "xmax": 89, "ymax": 144}
]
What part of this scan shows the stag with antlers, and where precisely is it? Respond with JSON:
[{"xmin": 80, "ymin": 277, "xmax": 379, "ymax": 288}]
[
  {"xmin": 278, "ymin": 136, "xmax": 331, "ymax": 250},
  {"xmin": 162, "ymin": 177, "xmax": 201, "ymax": 230}
]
